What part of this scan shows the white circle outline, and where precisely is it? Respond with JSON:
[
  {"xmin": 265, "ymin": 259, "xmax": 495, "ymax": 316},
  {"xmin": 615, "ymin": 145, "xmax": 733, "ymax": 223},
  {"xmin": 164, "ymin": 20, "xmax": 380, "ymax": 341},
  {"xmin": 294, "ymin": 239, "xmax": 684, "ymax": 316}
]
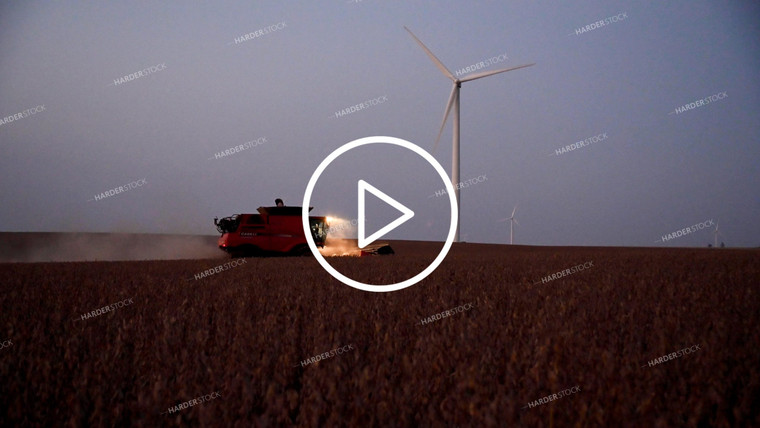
[{"xmin": 302, "ymin": 136, "xmax": 458, "ymax": 292}]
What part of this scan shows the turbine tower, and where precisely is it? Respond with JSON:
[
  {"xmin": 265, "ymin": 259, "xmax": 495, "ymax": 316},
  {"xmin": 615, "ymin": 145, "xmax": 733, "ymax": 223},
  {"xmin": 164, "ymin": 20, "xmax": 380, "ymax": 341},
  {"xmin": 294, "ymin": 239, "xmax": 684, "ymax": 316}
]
[
  {"xmin": 508, "ymin": 205, "xmax": 518, "ymax": 245},
  {"xmin": 405, "ymin": 26, "xmax": 534, "ymax": 242}
]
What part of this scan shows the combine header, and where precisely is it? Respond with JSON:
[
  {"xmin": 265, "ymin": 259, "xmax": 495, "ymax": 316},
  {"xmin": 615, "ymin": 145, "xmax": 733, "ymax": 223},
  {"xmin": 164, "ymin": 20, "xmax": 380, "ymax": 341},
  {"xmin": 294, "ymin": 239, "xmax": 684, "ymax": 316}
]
[{"xmin": 214, "ymin": 206, "xmax": 328, "ymax": 257}]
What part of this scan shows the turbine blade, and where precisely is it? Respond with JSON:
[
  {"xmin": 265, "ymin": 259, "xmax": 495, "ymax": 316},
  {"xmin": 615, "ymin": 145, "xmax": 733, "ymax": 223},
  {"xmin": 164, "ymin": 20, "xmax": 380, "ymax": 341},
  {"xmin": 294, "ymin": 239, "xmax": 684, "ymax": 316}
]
[
  {"xmin": 459, "ymin": 63, "xmax": 535, "ymax": 83},
  {"xmin": 433, "ymin": 84, "xmax": 457, "ymax": 152},
  {"xmin": 513, "ymin": 218, "xmax": 518, "ymax": 226},
  {"xmin": 511, "ymin": 205, "xmax": 517, "ymax": 217},
  {"xmin": 404, "ymin": 26, "xmax": 455, "ymax": 81}
]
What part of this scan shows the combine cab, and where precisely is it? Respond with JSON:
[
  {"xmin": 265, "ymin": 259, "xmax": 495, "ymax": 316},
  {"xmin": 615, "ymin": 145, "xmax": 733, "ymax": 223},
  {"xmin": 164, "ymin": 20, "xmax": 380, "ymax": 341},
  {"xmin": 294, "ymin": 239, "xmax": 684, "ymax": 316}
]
[{"xmin": 214, "ymin": 206, "xmax": 328, "ymax": 257}]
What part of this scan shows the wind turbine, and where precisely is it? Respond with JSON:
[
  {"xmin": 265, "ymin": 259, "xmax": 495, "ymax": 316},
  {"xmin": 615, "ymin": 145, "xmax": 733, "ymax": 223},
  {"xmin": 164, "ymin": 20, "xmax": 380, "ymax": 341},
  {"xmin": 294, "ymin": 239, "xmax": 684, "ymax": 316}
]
[
  {"xmin": 714, "ymin": 220, "xmax": 726, "ymax": 248},
  {"xmin": 498, "ymin": 205, "xmax": 519, "ymax": 244},
  {"xmin": 405, "ymin": 26, "xmax": 534, "ymax": 242}
]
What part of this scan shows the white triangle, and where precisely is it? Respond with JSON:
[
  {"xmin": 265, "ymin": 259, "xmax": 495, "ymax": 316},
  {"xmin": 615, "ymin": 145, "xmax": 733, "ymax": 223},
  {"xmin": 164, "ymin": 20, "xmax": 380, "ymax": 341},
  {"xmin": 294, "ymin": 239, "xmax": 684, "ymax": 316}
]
[{"xmin": 357, "ymin": 180, "xmax": 415, "ymax": 248}]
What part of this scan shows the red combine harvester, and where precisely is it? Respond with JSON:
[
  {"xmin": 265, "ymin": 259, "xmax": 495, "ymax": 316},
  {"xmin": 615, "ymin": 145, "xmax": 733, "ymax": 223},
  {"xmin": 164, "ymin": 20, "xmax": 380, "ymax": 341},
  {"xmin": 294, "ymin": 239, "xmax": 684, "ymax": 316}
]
[{"xmin": 214, "ymin": 206, "xmax": 328, "ymax": 257}]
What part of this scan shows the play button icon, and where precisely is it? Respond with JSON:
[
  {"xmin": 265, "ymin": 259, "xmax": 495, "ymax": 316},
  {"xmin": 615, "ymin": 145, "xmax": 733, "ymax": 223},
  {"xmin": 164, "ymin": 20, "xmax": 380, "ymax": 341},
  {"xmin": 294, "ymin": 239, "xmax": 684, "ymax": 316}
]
[
  {"xmin": 357, "ymin": 180, "xmax": 414, "ymax": 248},
  {"xmin": 302, "ymin": 136, "xmax": 458, "ymax": 292}
]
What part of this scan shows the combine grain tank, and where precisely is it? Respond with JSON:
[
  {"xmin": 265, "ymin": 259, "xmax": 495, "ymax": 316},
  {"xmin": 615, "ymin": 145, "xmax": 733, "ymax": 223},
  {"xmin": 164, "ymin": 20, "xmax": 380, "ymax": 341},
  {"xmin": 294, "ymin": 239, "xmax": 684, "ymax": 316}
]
[{"xmin": 214, "ymin": 206, "xmax": 328, "ymax": 257}]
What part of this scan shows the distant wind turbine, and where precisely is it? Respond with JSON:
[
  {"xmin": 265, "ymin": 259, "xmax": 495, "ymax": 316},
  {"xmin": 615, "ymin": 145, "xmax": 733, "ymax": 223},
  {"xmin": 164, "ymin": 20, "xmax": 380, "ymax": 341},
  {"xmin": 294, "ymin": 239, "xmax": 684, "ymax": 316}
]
[
  {"xmin": 404, "ymin": 26, "xmax": 534, "ymax": 242},
  {"xmin": 498, "ymin": 205, "xmax": 519, "ymax": 245},
  {"xmin": 714, "ymin": 220, "xmax": 726, "ymax": 247}
]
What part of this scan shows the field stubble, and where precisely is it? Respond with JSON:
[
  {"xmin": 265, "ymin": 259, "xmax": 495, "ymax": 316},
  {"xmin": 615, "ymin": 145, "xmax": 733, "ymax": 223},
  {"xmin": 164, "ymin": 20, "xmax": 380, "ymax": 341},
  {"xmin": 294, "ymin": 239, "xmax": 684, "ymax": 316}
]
[{"xmin": 0, "ymin": 242, "xmax": 758, "ymax": 426}]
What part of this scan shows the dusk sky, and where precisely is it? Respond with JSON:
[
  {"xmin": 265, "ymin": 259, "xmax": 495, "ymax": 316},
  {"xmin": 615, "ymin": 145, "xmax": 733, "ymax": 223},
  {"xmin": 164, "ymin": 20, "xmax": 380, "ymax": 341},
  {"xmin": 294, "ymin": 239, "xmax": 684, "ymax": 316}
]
[{"xmin": 1, "ymin": 1, "xmax": 758, "ymax": 247}]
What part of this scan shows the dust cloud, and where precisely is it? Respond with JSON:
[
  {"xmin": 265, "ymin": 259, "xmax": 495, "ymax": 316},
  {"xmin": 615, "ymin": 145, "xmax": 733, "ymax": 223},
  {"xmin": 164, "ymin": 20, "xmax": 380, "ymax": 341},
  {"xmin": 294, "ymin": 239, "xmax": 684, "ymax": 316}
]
[
  {"xmin": 0, "ymin": 233, "xmax": 224, "ymax": 262},
  {"xmin": 319, "ymin": 238, "xmax": 361, "ymax": 257},
  {"xmin": 319, "ymin": 218, "xmax": 362, "ymax": 257}
]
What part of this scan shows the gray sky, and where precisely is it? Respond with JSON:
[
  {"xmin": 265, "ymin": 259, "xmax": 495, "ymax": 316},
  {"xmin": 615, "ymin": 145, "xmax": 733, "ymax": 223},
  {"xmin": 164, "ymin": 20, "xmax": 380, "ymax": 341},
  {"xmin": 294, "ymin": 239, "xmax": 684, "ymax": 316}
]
[{"xmin": 1, "ymin": 1, "xmax": 758, "ymax": 247}]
